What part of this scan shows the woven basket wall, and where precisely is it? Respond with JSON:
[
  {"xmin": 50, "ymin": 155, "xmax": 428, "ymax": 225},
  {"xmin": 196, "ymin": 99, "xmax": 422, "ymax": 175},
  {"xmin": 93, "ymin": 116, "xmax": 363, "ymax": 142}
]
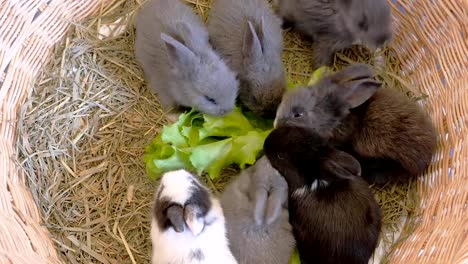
[{"xmin": 0, "ymin": 0, "xmax": 466, "ymax": 263}]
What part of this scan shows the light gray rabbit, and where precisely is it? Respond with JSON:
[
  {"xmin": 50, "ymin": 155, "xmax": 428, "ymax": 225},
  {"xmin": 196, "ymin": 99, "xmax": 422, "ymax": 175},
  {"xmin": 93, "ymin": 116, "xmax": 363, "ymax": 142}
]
[
  {"xmin": 221, "ymin": 157, "xmax": 295, "ymax": 264},
  {"xmin": 277, "ymin": 0, "xmax": 392, "ymax": 67},
  {"xmin": 208, "ymin": 0, "xmax": 286, "ymax": 117},
  {"xmin": 135, "ymin": 0, "xmax": 239, "ymax": 116},
  {"xmin": 274, "ymin": 64, "xmax": 437, "ymax": 185}
]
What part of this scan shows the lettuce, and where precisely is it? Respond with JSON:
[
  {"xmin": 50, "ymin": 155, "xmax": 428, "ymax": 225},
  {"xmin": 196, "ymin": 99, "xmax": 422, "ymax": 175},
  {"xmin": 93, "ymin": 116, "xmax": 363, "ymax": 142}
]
[
  {"xmin": 144, "ymin": 67, "xmax": 330, "ymax": 181},
  {"xmin": 289, "ymin": 248, "xmax": 301, "ymax": 264},
  {"xmin": 144, "ymin": 107, "xmax": 273, "ymax": 179}
]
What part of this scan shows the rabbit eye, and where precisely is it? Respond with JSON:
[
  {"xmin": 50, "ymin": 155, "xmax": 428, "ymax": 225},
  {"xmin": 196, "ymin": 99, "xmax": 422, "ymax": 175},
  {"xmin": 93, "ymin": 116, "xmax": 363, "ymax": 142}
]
[
  {"xmin": 292, "ymin": 106, "xmax": 304, "ymax": 118},
  {"xmin": 204, "ymin": 96, "xmax": 217, "ymax": 105}
]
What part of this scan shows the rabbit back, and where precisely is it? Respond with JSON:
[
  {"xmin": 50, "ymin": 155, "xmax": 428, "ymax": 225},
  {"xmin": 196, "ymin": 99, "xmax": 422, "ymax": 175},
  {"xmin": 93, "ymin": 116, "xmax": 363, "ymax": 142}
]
[
  {"xmin": 135, "ymin": 0, "xmax": 239, "ymax": 116},
  {"xmin": 221, "ymin": 157, "xmax": 295, "ymax": 264},
  {"xmin": 208, "ymin": 0, "xmax": 283, "ymax": 72},
  {"xmin": 277, "ymin": 0, "xmax": 392, "ymax": 66},
  {"xmin": 289, "ymin": 178, "xmax": 381, "ymax": 264},
  {"xmin": 208, "ymin": 0, "xmax": 286, "ymax": 116},
  {"xmin": 349, "ymin": 87, "xmax": 437, "ymax": 182},
  {"xmin": 135, "ymin": 0, "xmax": 205, "ymax": 100}
]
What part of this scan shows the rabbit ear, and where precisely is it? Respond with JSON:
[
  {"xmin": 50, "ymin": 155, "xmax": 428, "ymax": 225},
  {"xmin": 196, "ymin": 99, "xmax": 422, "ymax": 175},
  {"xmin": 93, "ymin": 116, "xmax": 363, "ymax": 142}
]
[
  {"xmin": 322, "ymin": 149, "xmax": 361, "ymax": 179},
  {"xmin": 252, "ymin": 185, "xmax": 286, "ymax": 226},
  {"xmin": 243, "ymin": 20, "xmax": 263, "ymax": 61},
  {"xmin": 342, "ymin": 78, "xmax": 381, "ymax": 108},
  {"xmin": 161, "ymin": 32, "xmax": 197, "ymax": 67},
  {"xmin": 184, "ymin": 203, "xmax": 205, "ymax": 236},
  {"xmin": 174, "ymin": 21, "xmax": 196, "ymax": 47},
  {"xmin": 252, "ymin": 188, "xmax": 268, "ymax": 226},
  {"xmin": 332, "ymin": 64, "xmax": 381, "ymax": 108},
  {"xmin": 264, "ymin": 185, "xmax": 287, "ymax": 225},
  {"xmin": 259, "ymin": 16, "xmax": 265, "ymax": 43},
  {"xmin": 332, "ymin": 64, "xmax": 375, "ymax": 83},
  {"xmin": 166, "ymin": 204, "xmax": 185, "ymax": 233}
]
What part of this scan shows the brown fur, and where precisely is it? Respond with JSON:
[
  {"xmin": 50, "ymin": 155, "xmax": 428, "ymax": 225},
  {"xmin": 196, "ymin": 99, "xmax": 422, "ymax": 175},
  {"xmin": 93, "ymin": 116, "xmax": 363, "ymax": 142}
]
[
  {"xmin": 263, "ymin": 126, "xmax": 382, "ymax": 264},
  {"xmin": 275, "ymin": 64, "xmax": 437, "ymax": 184}
]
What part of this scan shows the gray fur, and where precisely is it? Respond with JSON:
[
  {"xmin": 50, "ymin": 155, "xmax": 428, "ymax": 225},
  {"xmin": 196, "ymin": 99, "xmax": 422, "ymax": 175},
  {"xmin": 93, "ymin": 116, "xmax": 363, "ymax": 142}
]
[
  {"xmin": 275, "ymin": 63, "xmax": 437, "ymax": 184},
  {"xmin": 189, "ymin": 249, "xmax": 205, "ymax": 261},
  {"xmin": 278, "ymin": 0, "xmax": 392, "ymax": 66},
  {"xmin": 221, "ymin": 157, "xmax": 295, "ymax": 264},
  {"xmin": 208, "ymin": 0, "xmax": 286, "ymax": 117},
  {"xmin": 135, "ymin": 0, "xmax": 239, "ymax": 116}
]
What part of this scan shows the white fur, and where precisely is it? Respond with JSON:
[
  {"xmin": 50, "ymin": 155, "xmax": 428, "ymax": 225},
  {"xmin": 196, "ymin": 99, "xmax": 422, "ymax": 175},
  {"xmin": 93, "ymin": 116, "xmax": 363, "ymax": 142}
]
[
  {"xmin": 151, "ymin": 170, "xmax": 238, "ymax": 264},
  {"xmin": 292, "ymin": 180, "xmax": 330, "ymax": 198},
  {"xmin": 309, "ymin": 179, "xmax": 329, "ymax": 191},
  {"xmin": 157, "ymin": 169, "xmax": 194, "ymax": 204},
  {"xmin": 292, "ymin": 186, "xmax": 308, "ymax": 198}
]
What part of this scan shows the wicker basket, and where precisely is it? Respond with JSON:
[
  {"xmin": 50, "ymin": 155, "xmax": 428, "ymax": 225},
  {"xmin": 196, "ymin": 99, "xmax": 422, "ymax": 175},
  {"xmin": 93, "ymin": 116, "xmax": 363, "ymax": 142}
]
[{"xmin": 0, "ymin": 0, "xmax": 466, "ymax": 263}]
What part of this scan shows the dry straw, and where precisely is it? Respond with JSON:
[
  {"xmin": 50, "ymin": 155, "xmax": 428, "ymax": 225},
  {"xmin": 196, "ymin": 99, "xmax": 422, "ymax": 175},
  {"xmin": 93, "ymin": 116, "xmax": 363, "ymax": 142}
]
[{"xmin": 0, "ymin": 0, "xmax": 467, "ymax": 264}]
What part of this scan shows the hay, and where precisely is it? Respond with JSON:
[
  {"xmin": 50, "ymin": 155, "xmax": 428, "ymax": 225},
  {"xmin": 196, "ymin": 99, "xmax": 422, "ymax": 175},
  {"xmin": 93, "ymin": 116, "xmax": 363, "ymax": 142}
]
[{"xmin": 16, "ymin": 0, "xmax": 419, "ymax": 263}]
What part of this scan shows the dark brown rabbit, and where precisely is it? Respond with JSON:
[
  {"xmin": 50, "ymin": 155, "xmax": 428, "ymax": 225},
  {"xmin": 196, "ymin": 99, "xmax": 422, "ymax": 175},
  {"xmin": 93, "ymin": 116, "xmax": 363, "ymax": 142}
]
[
  {"xmin": 264, "ymin": 126, "xmax": 382, "ymax": 264},
  {"xmin": 275, "ymin": 64, "xmax": 437, "ymax": 184}
]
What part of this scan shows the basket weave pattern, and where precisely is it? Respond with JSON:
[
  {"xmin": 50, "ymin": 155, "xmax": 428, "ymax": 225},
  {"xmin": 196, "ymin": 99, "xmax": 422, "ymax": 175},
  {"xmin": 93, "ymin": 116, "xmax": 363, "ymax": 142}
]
[{"xmin": 0, "ymin": 0, "xmax": 466, "ymax": 263}]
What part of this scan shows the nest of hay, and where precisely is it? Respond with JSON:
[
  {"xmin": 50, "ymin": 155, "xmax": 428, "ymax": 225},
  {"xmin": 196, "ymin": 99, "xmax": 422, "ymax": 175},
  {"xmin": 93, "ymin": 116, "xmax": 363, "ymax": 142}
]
[{"xmin": 17, "ymin": 0, "xmax": 425, "ymax": 263}]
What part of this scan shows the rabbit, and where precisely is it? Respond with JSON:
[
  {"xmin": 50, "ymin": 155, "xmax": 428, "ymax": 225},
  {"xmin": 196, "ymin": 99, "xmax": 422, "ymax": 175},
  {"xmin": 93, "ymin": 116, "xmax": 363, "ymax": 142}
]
[
  {"xmin": 221, "ymin": 156, "xmax": 295, "ymax": 264},
  {"xmin": 263, "ymin": 126, "xmax": 382, "ymax": 264},
  {"xmin": 151, "ymin": 169, "xmax": 238, "ymax": 264},
  {"xmin": 277, "ymin": 0, "xmax": 392, "ymax": 67},
  {"xmin": 135, "ymin": 0, "xmax": 239, "ymax": 116},
  {"xmin": 208, "ymin": 0, "xmax": 286, "ymax": 117},
  {"xmin": 274, "ymin": 63, "xmax": 437, "ymax": 185}
]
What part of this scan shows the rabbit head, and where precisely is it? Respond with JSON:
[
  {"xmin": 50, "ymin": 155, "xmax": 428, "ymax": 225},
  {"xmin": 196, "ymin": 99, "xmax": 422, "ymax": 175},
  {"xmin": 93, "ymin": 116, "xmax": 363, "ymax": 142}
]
[
  {"xmin": 335, "ymin": 0, "xmax": 392, "ymax": 49},
  {"xmin": 153, "ymin": 169, "xmax": 212, "ymax": 236},
  {"xmin": 264, "ymin": 126, "xmax": 362, "ymax": 189},
  {"xmin": 274, "ymin": 63, "xmax": 382, "ymax": 138},
  {"xmin": 264, "ymin": 126, "xmax": 327, "ymax": 189},
  {"xmin": 239, "ymin": 19, "xmax": 286, "ymax": 117},
  {"xmin": 162, "ymin": 21, "xmax": 239, "ymax": 116},
  {"xmin": 151, "ymin": 169, "xmax": 237, "ymax": 264}
]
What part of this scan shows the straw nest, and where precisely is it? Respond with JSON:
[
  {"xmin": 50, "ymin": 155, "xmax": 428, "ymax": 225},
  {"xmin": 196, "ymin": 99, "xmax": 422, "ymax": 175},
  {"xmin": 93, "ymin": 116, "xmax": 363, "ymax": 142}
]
[{"xmin": 17, "ymin": 0, "xmax": 426, "ymax": 263}]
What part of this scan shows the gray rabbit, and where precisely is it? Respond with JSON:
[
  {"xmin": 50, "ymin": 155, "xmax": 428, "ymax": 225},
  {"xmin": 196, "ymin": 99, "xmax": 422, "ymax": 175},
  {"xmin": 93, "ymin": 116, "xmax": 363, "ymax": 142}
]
[
  {"xmin": 208, "ymin": 0, "xmax": 286, "ymax": 117},
  {"xmin": 274, "ymin": 64, "xmax": 437, "ymax": 185},
  {"xmin": 277, "ymin": 0, "xmax": 392, "ymax": 67},
  {"xmin": 135, "ymin": 0, "xmax": 239, "ymax": 116},
  {"xmin": 221, "ymin": 157, "xmax": 295, "ymax": 264}
]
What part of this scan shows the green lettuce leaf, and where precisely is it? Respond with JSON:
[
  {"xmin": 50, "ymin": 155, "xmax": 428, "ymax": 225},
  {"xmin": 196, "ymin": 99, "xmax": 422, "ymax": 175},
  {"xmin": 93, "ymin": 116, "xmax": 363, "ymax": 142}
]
[
  {"xmin": 308, "ymin": 66, "xmax": 331, "ymax": 86},
  {"xmin": 190, "ymin": 139, "xmax": 233, "ymax": 178},
  {"xmin": 229, "ymin": 130, "xmax": 272, "ymax": 169},
  {"xmin": 144, "ymin": 135, "xmax": 191, "ymax": 179},
  {"xmin": 144, "ymin": 106, "xmax": 270, "ymax": 180},
  {"xmin": 199, "ymin": 107, "xmax": 253, "ymax": 139},
  {"xmin": 289, "ymin": 248, "xmax": 301, "ymax": 264},
  {"xmin": 161, "ymin": 124, "xmax": 187, "ymax": 147},
  {"xmin": 144, "ymin": 68, "xmax": 329, "ymax": 180}
]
